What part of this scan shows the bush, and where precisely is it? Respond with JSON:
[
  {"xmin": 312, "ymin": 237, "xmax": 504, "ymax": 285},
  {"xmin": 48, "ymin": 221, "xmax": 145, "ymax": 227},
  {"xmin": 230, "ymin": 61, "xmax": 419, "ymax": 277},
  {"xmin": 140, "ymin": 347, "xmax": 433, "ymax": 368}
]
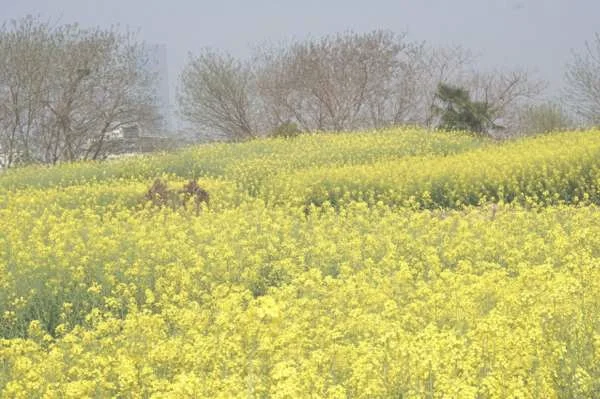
[{"xmin": 270, "ymin": 121, "xmax": 302, "ymax": 138}]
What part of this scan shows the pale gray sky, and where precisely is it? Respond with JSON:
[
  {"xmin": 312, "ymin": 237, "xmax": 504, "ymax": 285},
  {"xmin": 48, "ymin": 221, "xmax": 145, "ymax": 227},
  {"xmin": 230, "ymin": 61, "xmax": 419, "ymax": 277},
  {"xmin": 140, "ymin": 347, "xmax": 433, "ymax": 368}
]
[{"xmin": 2, "ymin": 0, "xmax": 598, "ymax": 106}]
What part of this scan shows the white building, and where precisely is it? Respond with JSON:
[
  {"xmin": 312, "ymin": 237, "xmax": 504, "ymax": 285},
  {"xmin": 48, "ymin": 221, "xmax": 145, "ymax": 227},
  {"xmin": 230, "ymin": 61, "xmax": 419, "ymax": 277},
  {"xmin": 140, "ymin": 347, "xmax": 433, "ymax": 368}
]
[{"xmin": 105, "ymin": 124, "xmax": 141, "ymax": 140}]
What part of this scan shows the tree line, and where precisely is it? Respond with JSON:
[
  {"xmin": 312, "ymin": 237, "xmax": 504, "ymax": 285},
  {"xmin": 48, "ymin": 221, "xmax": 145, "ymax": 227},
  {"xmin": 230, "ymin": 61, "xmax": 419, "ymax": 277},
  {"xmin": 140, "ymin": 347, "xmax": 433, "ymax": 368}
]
[
  {"xmin": 1, "ymin": 16, "xmax": 599, "ymax": 167},
  {"xmin": 0, "ymin": 17, "xmax": 158, "ymax": 167},
  {"xmin": 178, "ymin": 32, "xmax": 548, "ymax": 140}
]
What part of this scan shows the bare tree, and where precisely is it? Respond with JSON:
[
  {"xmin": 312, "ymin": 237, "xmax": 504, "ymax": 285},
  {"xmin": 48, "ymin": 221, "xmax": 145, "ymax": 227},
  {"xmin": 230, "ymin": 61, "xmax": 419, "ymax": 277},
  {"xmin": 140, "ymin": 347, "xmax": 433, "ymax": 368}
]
[
  {"xmin": 464, "ymin": 69, "xmax": 546, "ymax": 137},
  {"xmin": 403, "ymin": 44, "xmax": 545, "ymax": 136},
  {"xmin": 362, "ymin": 36, "xmax": 425, "ymax": 128},
  {"xmin": 565, "ymin": 33, "xmax": 600, "ymax": 126},
  {"xmin": 178, "ymin": 50, "xmax": 257, "ymax": 141},
  {"xmin": 253, "ymin": 40, "xmax": 328, "ymax": 132},
  {"xmin": 39, "ymin": 24, "xmax": 159, "ymax": 163},
  {"xmin": 0, "ymin": 17, "xmax": 51, "ymax": 167},
  {"xmin": 516, "ymin": 102, "xmax": 573, "ymax": 135},
  {"xmin": 0, "ymin": 16, "xmax": 159, "ymax": 166},
  {"xmin": 409, "ymin": 43, "xmax": 545, "ymax": 135},
  {"xmin": 255, "ymin": 30, "xmax": 417, "ymax": 132},
  {"xmin": 414, "ymin": 45, "xmax": 475, "ymax": 127}
]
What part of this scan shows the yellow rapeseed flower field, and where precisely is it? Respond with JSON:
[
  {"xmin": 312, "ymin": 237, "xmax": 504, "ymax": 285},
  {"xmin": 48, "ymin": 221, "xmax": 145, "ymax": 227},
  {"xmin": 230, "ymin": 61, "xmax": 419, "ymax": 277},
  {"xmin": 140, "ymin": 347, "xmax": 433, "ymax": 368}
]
[{"xmin": 1, "ymin": 128, "xmax": 599, "ymax": 398}]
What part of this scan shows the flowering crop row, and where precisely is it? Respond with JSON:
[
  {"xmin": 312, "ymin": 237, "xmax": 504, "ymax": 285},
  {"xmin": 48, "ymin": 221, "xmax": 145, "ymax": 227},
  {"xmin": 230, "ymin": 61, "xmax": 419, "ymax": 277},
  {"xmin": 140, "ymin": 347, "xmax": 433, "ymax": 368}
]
[
  {"xmin": 261, "ymin": 130, "xmax": 600, "ymax": 209},
  {"xmin": 1, "ymin": 129, "xmax": 599, "ymax": 397},
  {"xmin": 0, "ymin": 128, "xmax": 486, "ymax": 192}
]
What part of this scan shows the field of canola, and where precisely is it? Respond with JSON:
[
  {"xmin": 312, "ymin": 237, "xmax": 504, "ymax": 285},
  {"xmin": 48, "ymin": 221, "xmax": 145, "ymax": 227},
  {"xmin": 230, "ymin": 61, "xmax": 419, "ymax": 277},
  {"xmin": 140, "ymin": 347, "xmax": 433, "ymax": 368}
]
[{"xmin": 1, "ymin": 127, "xmax": 600, "ymax": 398}]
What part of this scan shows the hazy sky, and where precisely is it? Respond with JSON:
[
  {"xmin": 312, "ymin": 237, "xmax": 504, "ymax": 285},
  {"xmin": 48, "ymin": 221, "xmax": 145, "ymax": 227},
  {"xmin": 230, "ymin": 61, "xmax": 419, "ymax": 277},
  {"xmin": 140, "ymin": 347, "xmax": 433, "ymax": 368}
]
[{"xmin": 2, "ymin": 0, "xmax": 598, "ymax": 104}]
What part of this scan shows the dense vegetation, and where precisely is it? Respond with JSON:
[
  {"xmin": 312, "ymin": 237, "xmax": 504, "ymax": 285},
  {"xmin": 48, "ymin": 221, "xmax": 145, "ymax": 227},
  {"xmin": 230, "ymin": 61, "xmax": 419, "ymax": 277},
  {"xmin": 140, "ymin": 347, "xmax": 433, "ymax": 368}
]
[{"xmin": 1, "ymin": 128, "xmax": 600, "ymax": 398}]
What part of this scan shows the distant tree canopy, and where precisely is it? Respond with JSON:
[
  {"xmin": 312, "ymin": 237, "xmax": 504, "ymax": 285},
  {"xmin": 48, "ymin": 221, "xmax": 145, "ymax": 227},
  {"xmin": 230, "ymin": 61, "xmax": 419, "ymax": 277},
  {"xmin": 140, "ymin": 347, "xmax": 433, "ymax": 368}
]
[
  {"xmin": 0, "ymin": 16, "xmax": 159, "ymax": 167},
  {"xmin": 517, "ymin": 102, "xmax": 573, "ymax": 136},
  {"xmin": 432, "ymin": 83, "xmax": 501, "ymax": 135},
  {"xmin": 178, "ymin": 30, "xmax": 545, "ymax": 141},
  {"xmin": 178, "ymin": 50, "xmax": 256, "ymax": 142},
  {"xmin": 565, "ymin": 33, "xmax": 600, "ymax": 126}
]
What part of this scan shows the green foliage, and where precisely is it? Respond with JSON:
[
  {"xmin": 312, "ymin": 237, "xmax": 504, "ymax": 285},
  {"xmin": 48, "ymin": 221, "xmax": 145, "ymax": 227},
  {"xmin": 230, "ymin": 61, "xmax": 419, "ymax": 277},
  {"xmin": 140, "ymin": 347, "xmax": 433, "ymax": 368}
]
[{"xmin": 433, "ymin": 83, "xmax": 501, "ymax": 135}]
